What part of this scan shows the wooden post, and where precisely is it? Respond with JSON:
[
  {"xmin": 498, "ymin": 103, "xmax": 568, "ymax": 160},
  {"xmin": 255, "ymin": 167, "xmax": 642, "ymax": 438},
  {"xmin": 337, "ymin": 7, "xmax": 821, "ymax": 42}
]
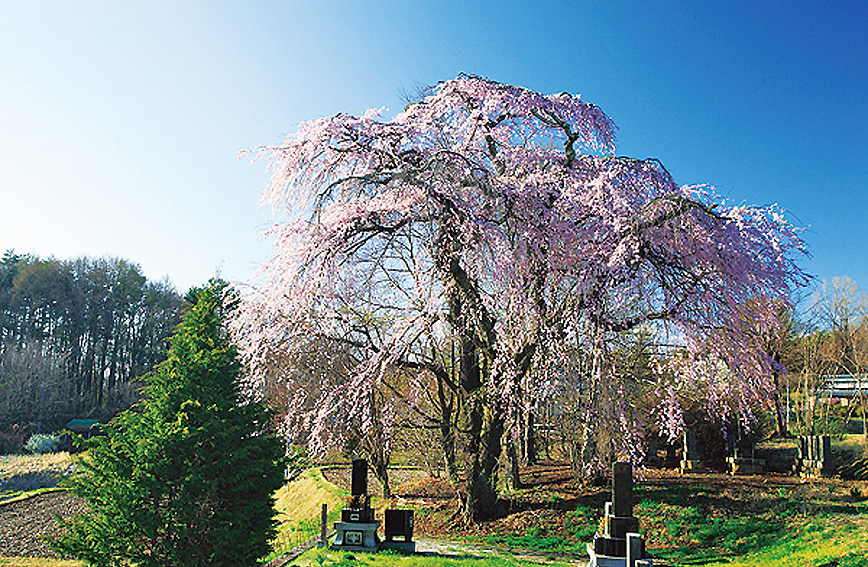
[{"xmin": 319, "ymin": 503, "xmax": 328, "ymax": 548}]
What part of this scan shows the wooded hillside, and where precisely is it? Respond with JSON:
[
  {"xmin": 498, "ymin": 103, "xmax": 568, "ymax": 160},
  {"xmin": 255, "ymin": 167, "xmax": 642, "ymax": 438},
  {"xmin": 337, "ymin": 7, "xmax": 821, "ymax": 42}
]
[{"xmin": 0, "ymin": 250, "xmax": 185, "ymax": 433}]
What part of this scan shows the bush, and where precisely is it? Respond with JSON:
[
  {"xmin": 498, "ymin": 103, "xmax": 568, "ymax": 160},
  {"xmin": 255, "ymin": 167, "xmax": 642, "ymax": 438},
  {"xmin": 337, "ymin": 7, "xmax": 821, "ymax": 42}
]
[
  {"xmin": 25, "ymin": 433, "xmax": 61, "ymax": 454},
  {"xmin": 0, "ymin": 424, "xmax": 28, "ymax": 454}
]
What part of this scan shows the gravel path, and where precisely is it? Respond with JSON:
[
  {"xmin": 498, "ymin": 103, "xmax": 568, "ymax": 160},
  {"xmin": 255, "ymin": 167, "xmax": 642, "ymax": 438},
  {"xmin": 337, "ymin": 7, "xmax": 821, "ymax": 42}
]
[{"xmin": 0, "ymin": 490, "xmax": 87, "ymax": 557}]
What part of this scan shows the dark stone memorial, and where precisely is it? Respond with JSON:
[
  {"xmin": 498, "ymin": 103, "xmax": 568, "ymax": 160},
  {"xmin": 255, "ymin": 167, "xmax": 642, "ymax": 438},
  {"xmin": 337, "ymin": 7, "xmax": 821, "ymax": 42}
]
[
  {"xmin": 679, "ymin": 428, "xmax": 705, "ymax": 473},
  {"xmin": 586, "ymin": 462, "xmax": 653, "ymax": 567},
  {"xmin": 726, "ymin": 430, "xmax": 765, "ymax": 475},
  {"xmin": 332, "ymin": 459, "xmax": 380, "ymax": 551},
  {"xmin": 794, "ymin": 435, "xmax": 832, "ymax": 478},
  {"xmin": 381, "ymin": 508, "xmax": 416, "ymax": 553}
]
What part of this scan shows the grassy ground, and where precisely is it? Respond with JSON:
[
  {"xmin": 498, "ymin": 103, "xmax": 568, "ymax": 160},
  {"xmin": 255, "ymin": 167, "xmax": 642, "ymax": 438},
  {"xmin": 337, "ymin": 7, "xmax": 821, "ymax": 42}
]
[
  {"xmin": 412, "ymin": 464, "xmax": 868, "ymax": 566},
  {"xmin": 701, "ymin": 516, "xmax": 868, "ymax": 567},
  {"xmin": 288, "ymin": 548, "xmax": 581, "ymax": 566},
  {"xmin": 0, "ymin": 559, "xmax": 82, "ymax": 567},
  {"xmin": 268, "ymin": 468, "xmax": 351, "ymax": 559},
  {"xmin": 5, "ymin": 451, "xmax": 868, "ymax": 566},
  {"xmin": 635, "ymin": 477, "xmax": 868, "ymax": 565},
  {"xmin": 0, "ymin": 453, "xmax": 74, "ymax": 502}
]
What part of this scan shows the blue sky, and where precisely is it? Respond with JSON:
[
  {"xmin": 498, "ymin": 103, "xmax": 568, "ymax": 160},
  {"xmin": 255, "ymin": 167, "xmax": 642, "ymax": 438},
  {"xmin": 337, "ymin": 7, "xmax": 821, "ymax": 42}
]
[{"xmin": 1, "ymin": 1, "xmax": 865, "ymax": 297}]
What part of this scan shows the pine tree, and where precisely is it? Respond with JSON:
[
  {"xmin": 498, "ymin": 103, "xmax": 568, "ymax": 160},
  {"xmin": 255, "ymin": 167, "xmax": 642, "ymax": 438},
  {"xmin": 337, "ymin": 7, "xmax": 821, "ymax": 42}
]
[{"xmin": 53, "ymin": 281, "xmax": 284, "ymax": 567}]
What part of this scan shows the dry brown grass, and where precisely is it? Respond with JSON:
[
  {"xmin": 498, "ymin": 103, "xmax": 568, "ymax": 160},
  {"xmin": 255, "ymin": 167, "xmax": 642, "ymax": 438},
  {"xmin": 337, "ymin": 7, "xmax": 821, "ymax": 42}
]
[
  {"xmin": 0, "ymin": 558, "xmax": 83, "ymax": 567},
  {"xmin": 0, "ymin": 453, "xmax": 75, "ymax": 481}
]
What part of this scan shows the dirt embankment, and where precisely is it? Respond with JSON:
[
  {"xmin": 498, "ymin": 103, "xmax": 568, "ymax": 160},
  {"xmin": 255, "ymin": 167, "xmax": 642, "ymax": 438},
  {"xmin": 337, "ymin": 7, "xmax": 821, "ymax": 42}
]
[{"xmin": 320, "ymin": 465, "xmax": 454, "ymax": 499}]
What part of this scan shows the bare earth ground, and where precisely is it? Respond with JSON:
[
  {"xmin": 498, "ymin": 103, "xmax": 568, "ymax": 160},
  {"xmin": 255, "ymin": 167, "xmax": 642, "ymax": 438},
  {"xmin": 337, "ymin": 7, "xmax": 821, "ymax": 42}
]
[
  {"xmin": 0, "ymin": 491, "xmax": 86, "ymax": 558},
  {"xmin": 0, "ymin": 454, "xmax": 84, "ymax": 558}
]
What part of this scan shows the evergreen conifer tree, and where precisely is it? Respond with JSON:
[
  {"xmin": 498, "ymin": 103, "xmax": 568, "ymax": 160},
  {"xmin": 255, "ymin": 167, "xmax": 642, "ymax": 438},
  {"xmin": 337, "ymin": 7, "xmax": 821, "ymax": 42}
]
[{"xmin": 53, "ymin": 281, "xmax": 284, "ymax": 567}]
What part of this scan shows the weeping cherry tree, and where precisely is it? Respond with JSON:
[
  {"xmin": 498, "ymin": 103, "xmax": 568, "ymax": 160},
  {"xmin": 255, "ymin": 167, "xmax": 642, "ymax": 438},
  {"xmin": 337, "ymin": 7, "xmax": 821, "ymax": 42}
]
[{"xmin": 232, "ymin": 75, "xmax": 808, "ymax": 522}]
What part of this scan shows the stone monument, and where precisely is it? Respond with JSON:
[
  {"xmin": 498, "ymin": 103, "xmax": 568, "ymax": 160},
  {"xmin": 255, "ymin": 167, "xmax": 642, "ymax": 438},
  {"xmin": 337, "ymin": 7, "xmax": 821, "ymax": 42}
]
[
  {"xmin": 794, "ymin": 435, "xmax": 832, "ymax": 477},
  {"xmin": 332, "ymin": 459, "xmax": 380, "ymax": 552},
  {"xmin": 679, "ymin": 428, "xmax": 705, "ymax": 473},
  {"xmin": 586, "ymin": 462, "xmax": 652, "ymax": 567},
  {"xmin": 381, "ymin": 508, "xmax": 415, "ymax": 553},
  {"xmin": 726, "ymin": 431, "xmax": 765, "ymax": 475}
]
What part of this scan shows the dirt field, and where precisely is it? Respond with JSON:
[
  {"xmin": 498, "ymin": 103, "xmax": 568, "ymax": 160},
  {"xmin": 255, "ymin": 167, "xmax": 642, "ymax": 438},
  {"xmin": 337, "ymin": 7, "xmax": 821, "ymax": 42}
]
[{"xmin": 0, "ymin": 491, "xmax": 86, "ymax": 558}]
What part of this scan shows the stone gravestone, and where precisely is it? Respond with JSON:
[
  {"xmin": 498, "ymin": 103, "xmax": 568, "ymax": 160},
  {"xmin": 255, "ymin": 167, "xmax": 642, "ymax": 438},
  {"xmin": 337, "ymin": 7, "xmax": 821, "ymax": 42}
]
[
  {"xmin": 332, "ymin": 459, "xmax": 380, "ymax": 552},
  {"xmin": 679, "ymin": 428, "xmax": 704, "ymax": 473},
  {"xmin": 726, "ymin": 430, "xmax": 765, "ymax": 475},
  {"xmin": 586, "ymin": 462, "xmax": 653, "ymax": 567},
  {"xmin": 381, "ymin": 509, "xmax": 415, "ymax": 553},
  {"xmin": 795, "ymin": 435, "xmax": 832, "ymax": 477}
]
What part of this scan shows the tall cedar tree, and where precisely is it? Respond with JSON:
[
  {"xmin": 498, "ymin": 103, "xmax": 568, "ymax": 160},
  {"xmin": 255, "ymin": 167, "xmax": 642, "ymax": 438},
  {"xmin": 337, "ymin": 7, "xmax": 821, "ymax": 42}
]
[{"xmin": 52, "ymin": 282, "xmax": 284, "ymax": 567}]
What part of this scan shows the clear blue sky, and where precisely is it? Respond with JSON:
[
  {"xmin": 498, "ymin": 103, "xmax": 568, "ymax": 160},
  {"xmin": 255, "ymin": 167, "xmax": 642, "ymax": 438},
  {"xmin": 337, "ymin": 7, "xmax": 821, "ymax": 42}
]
[{"xmin": 1, "ymin": 1, "xmax": 865, "ymax": 296}]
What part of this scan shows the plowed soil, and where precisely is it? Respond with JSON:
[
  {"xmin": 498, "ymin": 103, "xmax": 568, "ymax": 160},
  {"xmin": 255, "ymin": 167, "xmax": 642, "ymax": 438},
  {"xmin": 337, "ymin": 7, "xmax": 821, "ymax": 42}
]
[{"xmin": 0, "ymin": 490, "xmax": 86, "ymax": 558}]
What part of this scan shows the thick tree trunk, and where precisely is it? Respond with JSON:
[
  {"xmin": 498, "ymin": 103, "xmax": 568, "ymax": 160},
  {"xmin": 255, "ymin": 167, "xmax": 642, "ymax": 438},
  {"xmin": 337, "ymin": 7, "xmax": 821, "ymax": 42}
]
[
  {"xmin": 437, "ymin": 244, "xmax": 505, "ymax": 523},
  {"xmin": 440, "ymin": 419, "xmax": 459, "ymax": 486},
  {"xmin": 462, "ymin": 400, "xmax": 504, "ymax": 523},
  {"xmin": 436, "ymin": 358, "xmax": 460, "ymax": 486},
  {"xmin": 455, "ymin": 334, "xmax": 504, "ymax": 523},
  {"xmin": 504, "ymin": 428, "xmax": 522, "ymax": 491},
  {"xmin": 372, "ymin": 461, "xmax": 391, "ymax": 500}
]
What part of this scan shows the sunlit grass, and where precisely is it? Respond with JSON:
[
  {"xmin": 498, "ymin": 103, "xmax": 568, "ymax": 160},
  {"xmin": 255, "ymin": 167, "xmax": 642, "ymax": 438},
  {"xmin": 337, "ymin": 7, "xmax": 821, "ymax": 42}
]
[
  {"xmin": 701, "ymin": 516, "xmax": 868, "ymax": 567},
  {"xmin": 291, "ymin": 547, "xmax": 581, "ymax": 566},
  {"xmin": 269, "ymin": 468, "xmax": 350, "ymax": 560},
  {"xmin": 0, "ymin": 558, "xmax": 83, "ymax": 567}
]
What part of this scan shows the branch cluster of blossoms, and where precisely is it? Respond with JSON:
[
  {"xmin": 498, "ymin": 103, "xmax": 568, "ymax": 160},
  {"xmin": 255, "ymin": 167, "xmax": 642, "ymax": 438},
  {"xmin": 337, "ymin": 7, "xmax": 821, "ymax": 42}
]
[{"xmin": 231, "ymin": 75, "xmax": 808, "ymax": 461}]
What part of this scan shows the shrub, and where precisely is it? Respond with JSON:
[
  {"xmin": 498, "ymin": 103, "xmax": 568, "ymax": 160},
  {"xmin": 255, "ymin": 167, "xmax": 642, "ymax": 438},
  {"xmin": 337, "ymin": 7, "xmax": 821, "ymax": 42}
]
[
  {"xmin": 25, "ymin": 433, "xmax": 61, "ymax": 454},
  {"xmin": 0, "ymin": 424, "xmax": 28, "ymax": 454}
]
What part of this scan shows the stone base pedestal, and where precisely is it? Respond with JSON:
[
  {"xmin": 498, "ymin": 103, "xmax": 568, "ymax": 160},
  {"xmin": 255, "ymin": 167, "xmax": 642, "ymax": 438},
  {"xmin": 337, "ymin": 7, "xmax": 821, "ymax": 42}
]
[
  {"xmin": 587, "ymin": 535, "xmax": 653, "ymax": 567},
  {"xmin": 332, "ymin": 521, "xmax": 380, "ymax": 552},
  {"xmin": 727, "ymin": 457, "xmax": 765, "ymax": 475},
  {"xmin": 379, "ymin": 541, "xmax": 416, "ymax": 553},
  {"xmin": 592, "ymin": 517, "xmax": 640, "ymax": 556},
  {"xmin": 587, "ymin": 543, "xmax": 627, "ymax": 567},
  {"xmin": 679, "ymin": 459, "xmax": 705, "ymax": 474},
  {"xmin": 797, "ymin": 458, "xmax": 833, "ymax": 478}
]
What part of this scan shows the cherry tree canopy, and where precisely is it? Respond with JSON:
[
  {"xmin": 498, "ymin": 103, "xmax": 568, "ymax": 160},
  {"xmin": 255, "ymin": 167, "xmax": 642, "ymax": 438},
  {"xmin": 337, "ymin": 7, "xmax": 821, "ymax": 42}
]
[{"xmin": 232, "ymin": 75, "xmax": 807, "ymax": 515}]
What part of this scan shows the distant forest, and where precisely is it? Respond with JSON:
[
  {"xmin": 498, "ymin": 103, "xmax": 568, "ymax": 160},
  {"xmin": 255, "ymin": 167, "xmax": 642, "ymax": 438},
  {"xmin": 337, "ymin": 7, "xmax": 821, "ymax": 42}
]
[{"xmin": 0, "ymin": 250, "xmax": 186, "ymax": 433}]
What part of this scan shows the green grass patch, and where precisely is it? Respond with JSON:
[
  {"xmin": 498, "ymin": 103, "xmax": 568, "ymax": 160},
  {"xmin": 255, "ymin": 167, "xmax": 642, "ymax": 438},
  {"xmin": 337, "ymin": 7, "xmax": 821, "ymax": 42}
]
[
  {"xmin": 564, "ymin": 504, "xmax": 599, "ymax": 542},
  {"xmin": 635, "ymin": 488, "xmax": 796, "ymax": 563},
  {"xmin": 269, "ymin": 467, "xmax": 351, "ymax": 560},
  {"xmin": 477, "ymin": 532, "xmax": 579, "ymax": 555},
  {"xmin": 0, "ymin": 486, "xmax": 68, "ymax": 505},
  {"xmin": 474, "ymin": 504, "xmax": 599, "ymax": 556},
  {"xmin": 290, "ymin": 547, "xmax": 581, "ymax": 566},
  {"xmin": 633, "ymin": 479, "xmax": 868, "ymax": 565},
  {"xmin": 701, "ymin": 517, "xmax": 868, "ymax": 567}
]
